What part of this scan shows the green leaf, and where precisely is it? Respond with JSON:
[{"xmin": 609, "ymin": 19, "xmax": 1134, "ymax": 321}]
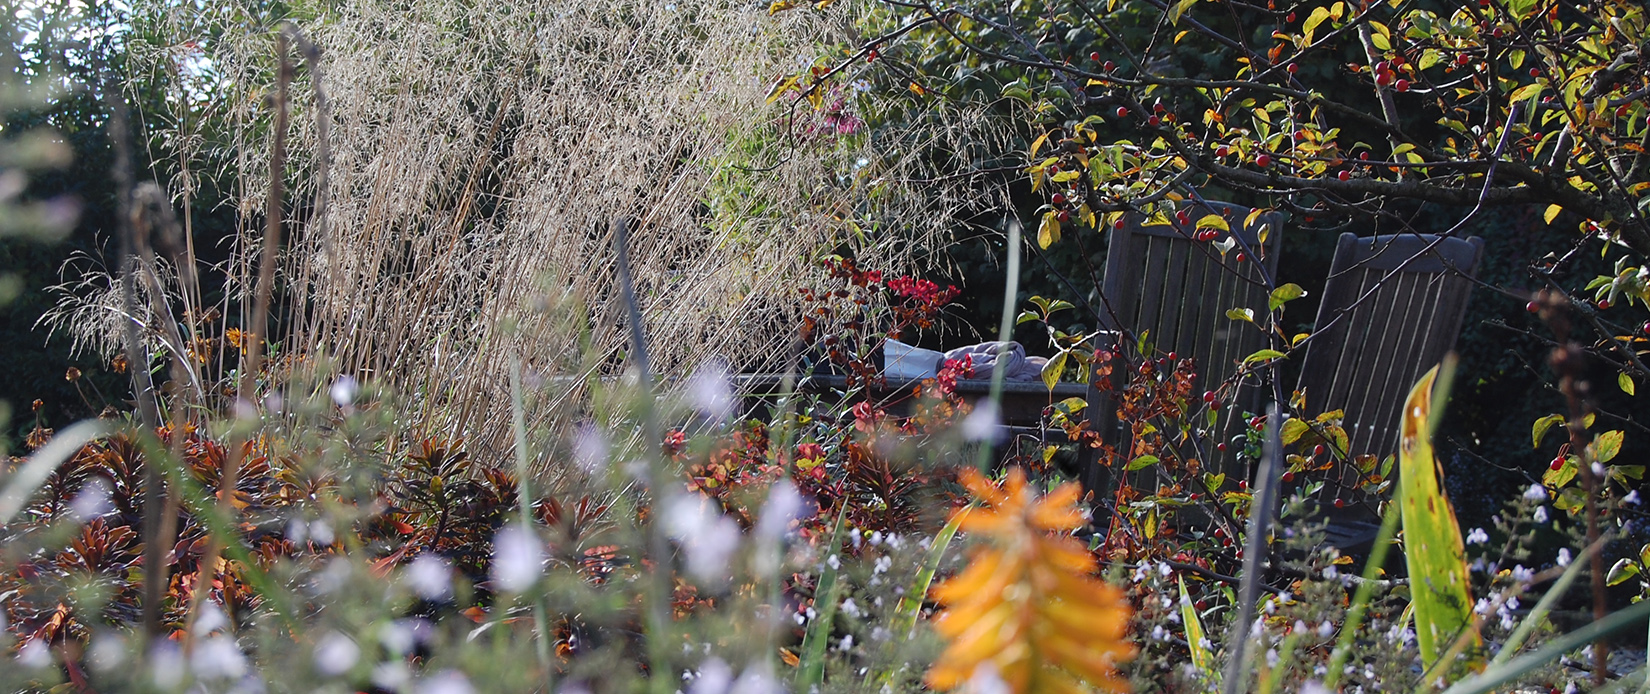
[
  {"xmin": 1398, "ymin": 365, "xmax": 1480, "ymax": 671},
  {"xmin": 1440, "ymin": 600, "xmax": 1650, "ymax": 694},
  {"xmin": 1243, "ymin": 349, "xmax": 1286, "ymax": 364},
  {"xmin": 800, "ymin": 505, "xmax": 850, "ymax": 686},
  {"xmin": 1543, "ymin": 455, "xmax": 1577, "ymax": 489},
  {"xmin": 1620, "ymin": 372, "xmax": 1636, "ymax": 396},
  {"xmin": 1281, "ymin": 418, "xmax": 1311, "ymax": 445},
  {"xmin": 1128, "ymin": 454, "xmax": 1160, "ymax": 471},
  {"xmin": 1268, "ymin": 283, "xmax": 1307, "ymax": 311},
  {"xmin": 1226, "ymin": 307, "xmax": 1255, "ymax": 323},
  {"xmin": 1606, "ymin": 558, "xmax": 1640, "ymax": 586},
  {"xmin": 1179, "ymin": 577, "xmax": 1217, "ymax": 678},
  {"xmin": 1532, "ymin": 414, "xmax": 1565, "ymax": 448},
  {"xmin": 1590, "ymin": 430, "xmax": 1624, "ymax": 463},
  {"xmin": 1042, "ymin": 351, "xmax": 1068, "ymax": 391},
  {"xmin": 1016, "ymin": 310, "xmax": 1039, "ymax": 325}
]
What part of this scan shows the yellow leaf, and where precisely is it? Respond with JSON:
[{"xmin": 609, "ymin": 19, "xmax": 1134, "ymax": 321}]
[
  {"xmin": 1030, "ymin": 132, "xmax": 1050, "ymax": 158},
  {"xmin": 1544, "ymin": 204, "xmax": 1563, "ymax": 224},
  {"xmin": 1038, "ymin": 211, "xmax": 1062, "ymax": 249}
]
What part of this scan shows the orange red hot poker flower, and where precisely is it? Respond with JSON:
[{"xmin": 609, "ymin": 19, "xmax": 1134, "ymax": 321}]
[{"xmin": 925, "ymin": 467, "xmax": 1134, "ymax": 694}]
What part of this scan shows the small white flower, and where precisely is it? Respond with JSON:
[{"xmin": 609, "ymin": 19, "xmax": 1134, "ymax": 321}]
[
  {"xmin": 1592, "ymin": 462, "xmax": 1608, "ymax": 478},
  {"xmin": 689, "ymin": 658, "xmax": 733, "ymax": 694},
  {"xmin": 869, "ymin": 530, "xmax": 884, "ymax": 546},
  {"xmin": 1466, "ymin": 527, "xmax": 1489, "ymax": 545},
  {"xmin": 755, "ymin": 480, "xmax": 805, "ymax": 543},
  {"xmin": 1524, "ymin": 484, "xmax": 1548, "ymax": 501},
  {"xmin": 1534, "ymin": 506, "xmax": 1549, "ymax": 523},
  {"xmin": 960, "ymin": 401, "xmax": 1003, "ymax": 442},
  {"xmin": 418, "ymin": 670, "xmax": 474, "ymax": 694},
  {"xmin": 1564, "ymin": 682, "xmax": 1578, "ymax": 694},
  {"xmin": 1323, "ymin": 565, "xmax": 1339, "ymax": 579},
  {"xmin": 871, "ymin": 627, "xmax": 891, "ymax": 642},
  {"xmin": 1511, "ymin": 565, "xmax": 1534, "ymax": 583},
  {"xmin": 850, "ymin": 528, "xmax": 862, "ymax": 549},
  {"xmin": 728, "ymin": 664, "xmax": 782, "ymax": 694},
  {"xmin": 966, "ymin": 662, "xmax": 1011, "ymax": 694},
  {"xmin": 686, "ymin": 359, "xmax": 736, "ymax": 421},
  {"xmin": 192, "ymin": 636, "xmax": 248, "ymax": 680},
  {"xmin": 665, "ymin": 494, "xmax": 742, "ymax": 582},
  {"xmin": 407, "ymin": 554, "xmax": 453, "ymax": 601},
  {"xmin": 380, "ymin": 620, "xmax": 416, "ymax": 655},
  {"xmin": 1152, "ymin": 625, "xmax": 1166, "ymax": 641},
  {"xmin": 309, "ymin": 519, "xmax": 335, "ymax": 546},
  {"xmin": 841, "ymin": 598, "xmax": 861, "ymax": 619},
  {"xmin": 572, "ymin": 423, "xmax": 609, "ymax": 474},
  {"xmin": 492, "ymin": 523, "xmax": 545, "ymax": 592},
  {"xmin": 1624, "ymin": 490, "xmax": 1641, "ymax": 505},
  {"xmin": 1293, "ymin": 620, "xmax": 1309, "ymax": 635},
  {"xmin": 1557, "ymin": 548, "xmax": 1572, "ymax": 567},
  {"xmin": 194, "ymin": 601, "xmax": 229, "ymax": 636},
  {"xmin": 1266, "ymin": 648, "xmax": 1280, "ymax": 667},
  {"xmin": 88, "ymin": 631, "xmax": 125, "ymax": 672},
  {"xmin": 330, "ymin": 376, "xmax": 359, "ymax": 407},
  {"xmin": 311, "ymin": 557, "xmax": 352, "ymax": 594},
  {"xmin": 150, "ymin": 641, "xmax": 186, "ymax": 689},
  {"xmin": 70, "ymin": 478, "xmax": 112, "ymax": 521},
  {"xmin": 373, "ymin": 662, "xmax": 412, "ymax": 691},
  {"xmin": 16, "ymin": 639, "xmax": 51, "ymax": 668},
  {"xmin": 836, "ymin": 634, "xmax": 854, "ymax": 652},
  {"xmin": 1318, "ymin": 621, "xmax": 1335, "ymax": 638},
  {"xmin": 313, "ymin": 631, "xmax": 360, "ymax": 676},
  {"xmin": 826, "ymin": 554, "xmax": 841, "ymax": 570}
]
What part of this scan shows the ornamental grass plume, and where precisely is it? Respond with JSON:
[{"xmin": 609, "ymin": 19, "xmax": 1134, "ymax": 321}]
[{"xmin": 926, "ymin": 467, "xmax": 1134, "ymax": 694}]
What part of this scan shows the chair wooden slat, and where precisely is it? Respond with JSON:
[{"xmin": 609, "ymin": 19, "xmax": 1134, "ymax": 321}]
[{"xmin": 1297, "ymin": 233, "xmax": 1484, "ymax": 465}]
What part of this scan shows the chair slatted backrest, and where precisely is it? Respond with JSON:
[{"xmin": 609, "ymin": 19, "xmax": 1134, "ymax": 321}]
[
  {"xmin": 1100, "ymin": 203, "xmax": 1284, "ymax": 395},
  {"xmin": 1082, "ymin": 202, "xmax": 1283, "ymax": 490},
  {"xmin": 1296, "ymin": 233, "xmax": 1484, "ymax": 462}
]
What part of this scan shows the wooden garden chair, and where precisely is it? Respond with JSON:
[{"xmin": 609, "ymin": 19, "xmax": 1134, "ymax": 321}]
[
  {"xmin": 1081, "ymin": 201, "xmax": 1285, "ymax": 493},
  {"xmin": 1295, "ymin": 232, "xmax": 1484, "ymax": 467}
]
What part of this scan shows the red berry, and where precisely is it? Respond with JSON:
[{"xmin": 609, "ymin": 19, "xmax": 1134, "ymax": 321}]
[
  {"xmin": 1334, "ymin": 498, "xmax": 1346, "ymax": 508},
  {"xmin": 1618, "ymin": 105, "xmax": 1630, "ymax": 118},
  {"xmin": 1282, "ymin": 471, "xmax": 1295, "ymax": 483},
  {"xmin": 1492, "ymin": 27, "xmax": 1504, "ymax": 38},
  {"xmin": 1598, "ymin": 299, "xmax": 1612, "ymax": 310},
  {"xmin": 1167, "ymin": 352, "xmax": 1178, "ymax": 362},
  {"xmin": 1457, "ymin": 53, "xmax": 1472, "ymax": 65},
  {"xmin": 1287, "ymin": 63, "xmax": 1299, "ymax": 74},
  {"xmin": 1057, "ymin": 210, "xmax": 1071, "ymax": 222},
  {"xmin": 1176, "ymin": 210, "xmax": 1190, "ymax": 225},
  {"xmin": 1530, "ymin": 67, "xmax": 1541, "ymax": 77},
  {"xmin": 1337, "ymin": 170, "xmax": 1351, "ymax": 181},
  {"xmin": 1549, "ymin": 457, "xmax": 1564, "ymax": 470},
  {"xmin": 1215, "ymin": 146, "xmax": 1231, "ymax": 157},
  {"xmin": 1203, "ymin": 391, "xmax": 1218, "ymax": 403},
  {"xmin": 1189, "ymin": 492, "xmax": 1200, "ymax": 501},
  {"xmin": 1116, "ymin": 106, "xmax": 1129, "ymax": 118},
  {"xmin": 1239, "ymin": 480, "xmax": 1249, "ymax": 491},
  {"xmin": 1104, "ymin": 60, "xmax": 1116, "ymax": 72},
  {"xmin": 1641, "ymin": 321, "xmax": 1650, "ymax": 335},
  {"xmin": 1235, "ymin": 252, "xmax": 1247, "ymax": 262},
  {"xmin": 1217, "ymin": 442, "xmax": 1229, "ymax": 452},
  {"xmin": 1114, "ymin": 219, "xmax": 1126, "ymax": 230},
  {"xmin": 1154, "ymin": 101, "xmax": 1166, "ymax": 113},
  {"xmin": 1526, "ymin": 300, "xmax": 1540, "ymax": 313},
  {"xmin": 1478, "ymin": 0, "xmax": 1488, "ymax": 7},
  {"xmin": 867, "ymin": 49, "xmax": 878, "ymax": 62},
  {"xmin": 1148, "ymin": 115, "xmax": 1161, "ymax": 126},
  {"xmin": 1286, "ymin": 11, "xmax": 1296, "ymax": 21},
  {"xmin": 1375, "ymin": 71, "xmax": 1393, "ymax": 86},
  {"xmin": 1051, "ymin": 193, "xmax": 1066, "ymax": 205},
  {"xmin": 1090, "ymin": 51, "xmax": 1102, "ymax": 62},
  {"xmin": 1256, "ymin": 153, "xmax": 1272, "ymax": 167},
  {"xmin": 1395, "ymin": 79, "xmax": 1411, "ymax": 92},
  {"xmin": 1314, "ymin": 444, "xmax": 1327, "ymax": 457}
]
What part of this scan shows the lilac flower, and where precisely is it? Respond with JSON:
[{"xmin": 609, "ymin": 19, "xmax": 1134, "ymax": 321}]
[
  {"xmin": 407, "ymin": 554, "xmax": 453, "ymax": 601},
  {"xmin": 313, "ymin": 631, "xmax": 360, "ymax": 676},
  {"xmin": 686, "ymin": 359, "xmax": 735, "ymax": 421}
]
